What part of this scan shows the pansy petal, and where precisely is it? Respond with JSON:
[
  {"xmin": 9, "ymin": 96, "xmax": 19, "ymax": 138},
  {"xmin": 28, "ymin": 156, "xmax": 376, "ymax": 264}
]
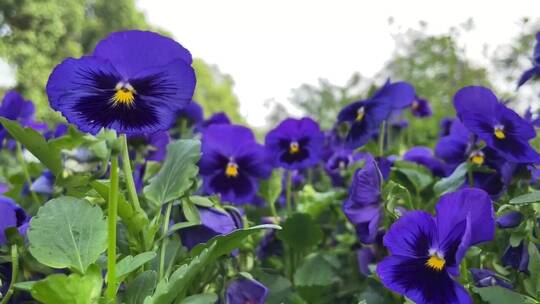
[
  {"xmin": 496, "ymin": 104, "xmax": 536, "ymax": 140},
  {"xmin": 435, "ymin": 189, "xmax": 495, "ymax": 248},
  {"xmin": 347, "ymin": 155, "xmax": 382, "ymax": 205},
  {"xmin": 93, "ymin": 30, "xmax": 192, "ymax": 77},
  {"xmin": 517, "ymin": 66, "xmax": 540, "ymax": 88},
  {"xmin": 382, "ymin": 210, "xmax": 436, "ymax": 258},
  {"xmin": 454, "ymin": 86, "xmax": 498, "ymax": 120},
  {"xmin": 376, "ymin": 255, "xmax": 472, "ymax": 304}
]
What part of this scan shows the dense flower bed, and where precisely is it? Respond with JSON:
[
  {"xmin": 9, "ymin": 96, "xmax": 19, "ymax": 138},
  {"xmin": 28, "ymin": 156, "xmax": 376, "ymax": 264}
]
[{"xmin": 0, "ymin": 30, "xmax": 540, "ymax": 304}]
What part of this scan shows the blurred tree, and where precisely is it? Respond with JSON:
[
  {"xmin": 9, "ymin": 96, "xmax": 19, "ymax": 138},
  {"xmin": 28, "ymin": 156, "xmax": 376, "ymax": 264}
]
[
  {"xmin": 193, "ymin": 59, "xmax": 245, "ymax": 124},
  {"xmin": 0, "ymin": 0, "xmax": 246, "ymax": 125}
]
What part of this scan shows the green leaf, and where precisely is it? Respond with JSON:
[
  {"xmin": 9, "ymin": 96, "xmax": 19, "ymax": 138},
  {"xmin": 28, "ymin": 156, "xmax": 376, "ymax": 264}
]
[
  {"xmin": 145, "ymin": 225, "xmax": 279, "ymax": 304},
  {"xmin": 190, "ymin": 224, "xmax": 281, "ymax": 258},
  {"xmin": 297, "ymin": 185, "xmax": 342, "ymax": 219},
  {"xmin": 115, "ymin": 251, "xmax": 157, "ymax": 281},
  {"xmin": 524, "ymin": 244, "xmax": 540, "ymax": 298},
  {"xmin": 473, "ymin": 286, "xmax": 537, "ymax": 304},
  {"xmin": 144, "ymin": 139, "xmax": 201, "ymax": 206},
  {"xmin": 177, "ymin": 293, "xmax": 218, "ymax": 304},
  {"xmin": 255, "ymin": 272, "xmax": 295, "ymax": 304},
  {"xmin": 258, "ymin": 169, "xmax": 283, "ymax": 206},
  {"xmin": 294, "ymin": 254, "xmax": 339, "ymax": 287},
  {"xmin": 189, "ymin": 196, "xmax": 214, "ymax": 208},
  {"xmin": 31, "ymin": 264, "xmax": 102, "ymax": 304},
  {"xmin": 27, "ymin": 197, "xmax": 107, "ymax": 274},
  {"xmin": 277, "ymin": 213, "xmax": 322, "ymax": 252},
  {"xmin": 433, "ymin": 162, "xmax": 469, "ymax": 196},
  {"xmin": 384, "ymin": 181, "xmax": 412, "ymax": 212},
  {"xmin": 509, "ymin": 191, "xmax": 540, "ymax": 205},
  {"xmin": 124, "ymin": 271, "xmax": 158, "ymax": 304},
  {"xmin": 0, "ymin": 118, "xmax": 63, "ymax": 175},
  {"xmin": 182, "ymin": 198, "xmax": 201, "ymax": 224},
  {"xmin": 13, "ymin": 281, "xmax": 36, "ymax": 291}
]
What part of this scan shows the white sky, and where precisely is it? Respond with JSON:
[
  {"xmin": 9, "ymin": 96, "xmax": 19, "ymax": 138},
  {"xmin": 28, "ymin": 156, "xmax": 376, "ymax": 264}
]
[{"xmin": 136, "ymin": 0, "xmax": 540, "ymax": 127}]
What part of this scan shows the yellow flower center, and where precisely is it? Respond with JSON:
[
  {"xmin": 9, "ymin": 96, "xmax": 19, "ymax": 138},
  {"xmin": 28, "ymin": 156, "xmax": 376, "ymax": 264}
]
[
  {"xmin": 425, "ymin": 254, "xmax": 446, "ymax": 271},
  {"xmin": 111, "ymin": 82, "xmax": 136, "ymax": 107},
  {"xmin": 494, "ymin": 125, "xmax": 505, "ymax": 140},
  {"xmin": 225, "ymin": 162, "xmax": 239, "ymax": 178},
  {"xmin": 356, "ymin": 106, "xmax": 365, "ymax": 121},
  {"xmin": 469, "ymin": 151, "xmax": 485, "ymax": 166},
  {"xmin": 289, "ymin": 141, "xmax": 300, "ymax": 154}
]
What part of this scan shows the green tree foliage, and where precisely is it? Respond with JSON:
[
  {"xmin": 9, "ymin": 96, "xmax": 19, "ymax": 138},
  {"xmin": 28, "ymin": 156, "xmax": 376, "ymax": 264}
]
[
  {"xmin": 0, "ymin": 0, "xmax": 245, "ymax": 125},
  {"xmin": 192, "ymin": 59, "xmax": 245, "ymax": 124}
]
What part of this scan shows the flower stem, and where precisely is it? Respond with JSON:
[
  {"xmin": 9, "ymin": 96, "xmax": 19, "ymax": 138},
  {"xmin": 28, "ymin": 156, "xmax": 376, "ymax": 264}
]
[
  {"xmin": 120, "ymin": 135, "xmax": 143, "ymax": 213},
  {"xmin": 378, "ymin": 121, "xmax": 386, "ymax": 157},
  {"xmin": 16, "ymin": 142, "xmax": 40, "ymax": 206},
  {"xmin": 159, "ymin": 201, "xmax": 173, "ymax": 280},
  {"xmin": 285, "ymin": 170, "xmax": 293, "ymax": 216},
  {"xmin": 106, "ymin": 154, "xmax": 119, "ymax": 303},
  {"xmin": 0, "ymin": 245, "xmax": 18, "ymax": 304}
]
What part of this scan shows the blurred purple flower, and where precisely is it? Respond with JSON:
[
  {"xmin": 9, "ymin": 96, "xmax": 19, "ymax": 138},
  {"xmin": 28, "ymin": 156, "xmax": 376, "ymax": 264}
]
[{"xmin": 226, "ymin": 277, "xmax": 268, "ymax": 304}]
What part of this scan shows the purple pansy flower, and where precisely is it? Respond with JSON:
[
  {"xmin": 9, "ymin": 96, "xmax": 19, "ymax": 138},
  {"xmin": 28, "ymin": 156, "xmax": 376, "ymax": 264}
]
[
  {"xmin": 356, "ymin": 247, "xmax": 376, "ymax": 276},
  {"xmin": 470, "ymin": 269, "xmax": 512, "ymax": 289},
  {"xmin": 46, "ymin": 30, "xmax": 196, "ymax": 135},
  {"xmin": 30, "ymin": 170, "xmax": 55, "ymax": 195},
  {"xmin": 179, "ymin": 206, "xmax": 240, "ymax": 250},
  {"xmin": 342, "ymin": 154, "xmax": 383, "ymax": 244},
  {"xmin": 176, "ymin": 100, "xmax": 203, "ymax": 126},
  {"xmin": 411, "ymin": 97, "xmax": 432, "ymax": 117},
  {"xmin": 265, "ymin": 117, "xmax": 324, "ymax": 170},
  {"xmin": 337, "ymin": 80, "xmax": 415, "ymax": 149},
  {"xmin": 439, "ymin": 117, "xmax": 454, "ymax": 137},
  {"xmin": 517, "ymin": 32, "xmax": 540, "ymax": 88},
  {"xmin": 453, "ymin": 86, "xmax": 540, "ymax": 163},
  {"xmin": 0, "ymin": 196, "xmax": 29, "ymax": 245},
  {"xmin": 403, "ymin": 146, "xmax": 447, "ymax": 177},
  {"xmin": 501, "ymin": 241, "xmax": 529, "ymax": 273},
  {"xmin": 496, "ymin": 211, "xmax": 523, "ymax": 229},
  {"xmin": 0, "ymin": 91, "xmax": 36, "ymax": 145},
  {"xmin": 376, "ymin": 188, "xmax": 495, "ymax": 304},
  {"xmin": 199, "ymin": 124, "xmax": 271, "ymax": 205},
  {"xmin": 226, "ymin": 277, "xmax": 269, "ymax": 304},
  {"xmin": 325, "ymin": 148, "xmax": 364, "ymax": 187},
  {"xmin": 128, "ymin": 131, "xmax": 170, "ymax": 162}
]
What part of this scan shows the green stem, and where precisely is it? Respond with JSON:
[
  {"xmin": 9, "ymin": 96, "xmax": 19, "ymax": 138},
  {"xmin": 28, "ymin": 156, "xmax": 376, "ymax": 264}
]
[
  {"xmin": 378, "ymin": 121, "xmax": 386, "ymax": 157},
  {"xmin": 16, "ymin": 142, "xmax": 40, "ymax": 205},
  {"xmin": 467, "ymin": 166, "xmax": 474, "ymax": 187},
  {"xmin": 106, "ymin": 154, "xmax": 119, "ymax": 303},
  {"xmin": 159, "ymin": 201, "xmax": 173, "ymax": 280},
  {"xmin": 0, "ymin": 245, "xmax": 18, "ymax": 304},
  {"xmin": 120, "ymin": 135, "xmax": 143, "ymax": 213},
  {"xmin": 285, "ymin": 170, "xmax": 293, "ymax": 216}
]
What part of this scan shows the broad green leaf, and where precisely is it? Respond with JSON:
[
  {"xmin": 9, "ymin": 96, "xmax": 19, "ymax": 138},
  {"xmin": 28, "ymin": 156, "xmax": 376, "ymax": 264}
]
[
  {"xmin": 524, "ymin": 244, "xmax": 540, "ymax": 298},
  {"xmin": 124, "ymin": 271, "xmax": 158, "ymax": 304},
  {"xmin": 294, "ymin": 254, "xmax": 339, "ymax": 287},
  {"xmin": 145, "ymin": 225, "xmax": 279, "ymax": 304},
  {"xmin": 0, "ymin": 118, "xmax": 63, "ymax": 175},
  {"xmin": 182, "ymin": 199, "xmax": 201, "ymax": 224},
  {"xmin": 277, "ymin": 213, "xmax": 322, "ymax": 252},
  {"xmin": 27, "ymin": 197, "xmax": 107, "ymax": 274},
  {"xmin": 473, "ymin": 286, "xmax": 537, "ymax": 304},
  {"xmin": 178, "ymin": 293, "xmax": 218, "ymax": 304},
  {"xmin": 258, "ymin": 169, "xmax": 283, "ymax": 206},
  {"xmin": 384, "ymin": 181, "xmax": 412, "ymax": 212},
  {"xmin": 509, "ymin": 191, "xmax": 540, "ymax": 205},
  {"xmin": 190, "ymin": 224, "xmax": 281, "ymax": 258},
  {"xmin": 298, "ymin": 185, "xmax": 342, "ymax": 219},
  {"xmin": 143, "ymin": 245, "xmax": 216, "ymax": 304},
  {"xmin": 144, "ymin": 139, "xmax": 200, "ymax": 206},
  {"xmin": 31, "ymin": 264, "xmax": 102, "ymax": 304},
  {"xmin": 115, "ymin": 251, "xmax": 157, "ymax": 281},
  {"xmin": 433, "ymin": 162, "xmax": 469, "ymax": 196}
]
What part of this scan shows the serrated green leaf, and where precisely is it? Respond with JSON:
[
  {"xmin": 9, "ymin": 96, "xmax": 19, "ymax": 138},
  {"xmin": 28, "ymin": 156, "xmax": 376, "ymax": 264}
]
[
  {"xmin": 27, "ymin": 197, "xmax": 107, "ymax": 274},
  {"xmin": 473, "ymin": 286, "xmax": 537, "ymax": 304},
  {"xmin": 277, "ymin": 213, "xmax": 322, "ymax": 252},
  {"xmin": 0, "ymin": 118, "xmax": 63, "ymax": 175},
  {"xmin": 182, "ymin": 199, "xmax": 201, "ymax": 224},
  {"xmin": 433, "ymin": 162, "xmax": 469, "ymax": 196},
  {"xmin": 177, "ymin": 293, "xmax": 218, "ymax": 304},
  {"xmin": 144, "ymin": 139, "xmax": 201, "ymax": 206},
  {"xmin": 294, "ymin": 254, "xmax": 339, "ymax": 287},
  {"xmin": 31, "ymin": 264, "xmax": 102, "ymax": 304},
  {"xmin": 115, "ymin": 251, "xmax": 157, "ymax": 281},
  {"xmin": 258, "ymin": 169, "xmax": 283, "ymax": 205},
  {"xmin": 124, "ymin": 271, "xmax": 158, "ymax": 304},
  {"xmin": 509, "ymin": 191, "xmax": 540, "ymax": 205}
]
